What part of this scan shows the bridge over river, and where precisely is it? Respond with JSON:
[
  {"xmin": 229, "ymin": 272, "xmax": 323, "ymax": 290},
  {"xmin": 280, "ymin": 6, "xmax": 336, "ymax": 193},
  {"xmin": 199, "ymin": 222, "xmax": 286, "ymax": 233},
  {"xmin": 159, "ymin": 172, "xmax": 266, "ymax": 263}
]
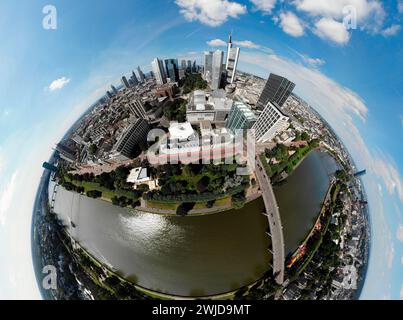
[{"xmin": 255, "ymin": 156, "xmax": 285, "ymax": 285}]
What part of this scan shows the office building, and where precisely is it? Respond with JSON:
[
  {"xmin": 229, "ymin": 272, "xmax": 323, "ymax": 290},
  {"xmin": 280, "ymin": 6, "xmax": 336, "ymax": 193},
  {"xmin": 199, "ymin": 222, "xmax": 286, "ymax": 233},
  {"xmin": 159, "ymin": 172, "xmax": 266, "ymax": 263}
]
[
  {"xmin": 110, "ymin": 118, "xmax": 150, "ymax": 161},
  {"xmin": 137, "ymin": 66, "xmax": 146, "ymax": 82},
  {"xmin": 225, "ymin": 34, "xmax": 240, "ymax": 84},
  {"xmin": 211, "ymin": 50, "xmax": 224, "ymax": 90},
  {"xmin": 253, "ymin": 101, "xmax": 290, "ymax": 143},
  {"xmin": 186, "ymin": 89, "xmax": 232, "ymax": 123},
  {"xmin": 192, "ymin": 60, "xmax": 197, "ymax": 73},
  {"xmin": 204, "ymin": 51, "xmax": 213, "ymax": 82},
  {"xmin": 181, "ymin": 60, "xmax": 187, "ymax": 70},
  {"xmin": 187, "ymin": 60, "xmax": 192, "ymax": 73},
  {"xmin": 55, "ymin": 142, "xmax": 76, "ymax": 163},
  {"xmin": 131, "ymin": 71, "xmax": 139, "ymax": 85},
  {"xmin": 151, "ymin": 58, "xmax": 167, "ymax": 85},
  {"xmin": 128, "ymin": 98, "xmax": 146, "ymax": 118},
  {"xmin": 226, "ymin": 101, "xmax": 257, "ymax": 130},
  {"xmin": 121, "ymin": 76, "xmax": 130, "ymax": 89},
  {"xmin": 256, "ymin": 74, "xmax": 295, "ymax": 109},
  {"xmin": 164, "ymin": 59, "xmax": 179, "ymax": 82},
  {"xmin": 106, "ymin": 90, "xmax": 113, "ymax": 99},
  {"xmin": 111, "ymin": 85, "xmax": 118, "ymax": 95}
]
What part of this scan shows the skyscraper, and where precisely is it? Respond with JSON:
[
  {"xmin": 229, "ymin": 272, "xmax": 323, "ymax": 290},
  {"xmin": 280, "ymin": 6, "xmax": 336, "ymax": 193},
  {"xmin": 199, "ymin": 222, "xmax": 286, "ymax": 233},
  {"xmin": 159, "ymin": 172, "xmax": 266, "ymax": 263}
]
[
  {"xmin": 211, "ymin": 50, "xmax": 224, "ymax": 90},
  {"xmin": 121, "ymin": 76, "xmax": 130, "ymax": 89},
  {"xmin": 151, "ymin": 58, "xmax": 167, "ymax": 85},
  {"xmin": 131, "ymin": 71, "xmax": 139, "ymax": 85},
  {"xmin": 187, "ymin": 60, "xmax": 192, "ymax": 73},
  {"xmin": 256, "ymin": 74, "xmax": 296, "ymax": 110},
  {"xmin": 225, "ymin": 34, "xmax": 240, "ymax": 84},
  {"xmin": 226, "ymin": 101, "xmax": 257, "ymax": 130},
  {"xmin": 181, "ymin": 60, "xmax": 187, "ymax": 70},
  {"xmin": 252, "ymin": 101, "xmax": 290, "ymax": 143},
  {"xmin": 192, "ymin": 60, "xmax": 197, "ymax": 73},
  {"xmin": 164, "ymin": 59, "xmax": 179, "ymax": 82},
  {"xmin": 204, "ymin": 51, "xmax": 213, "ymax": 82},
  {"xmin": 111, "ymin": 85, "xmax": 118, "ymax": 95},
  {"xmin": 137, "ymin": 66, "xmax": 146, "ymax": 82}
]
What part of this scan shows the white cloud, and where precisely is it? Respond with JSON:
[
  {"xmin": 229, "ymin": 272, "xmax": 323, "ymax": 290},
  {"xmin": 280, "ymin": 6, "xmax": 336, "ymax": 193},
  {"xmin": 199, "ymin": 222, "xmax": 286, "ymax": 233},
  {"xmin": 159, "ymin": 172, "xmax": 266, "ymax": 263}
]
[
  {"xmin": 314, "ymin": 17, "xmax": 350, "ymax": 44},
  {"xmin": 381, "ymin": 24, "xmax": 401, "ymax": 37},
  {"xmin": 397, "ymin": 224, "xmax": 403, "ymax": 243},
  {"xmin": 372, "ymin": 153, "xmax": 403, "ymax": 203},
  {"xmin": 279, "ymin": 11, "xmax": 305, "ymax": 37},
  {"xmin": 233, "ymin": 40, "xmax": 261, "ymax": 49},
  {"xmin": 48, "ymin": 76, "xmax": 71, "ymax": 91},
  {"xmin": 207, "ymin": 39, "xmax": 227, "ymax": 47},
  {"xmin": 399, "ymin": 0, "xmax": 403, "ymax": 13},
  {"xmin": 175, "ymin": 0, "xmax": 247, "ymax": 27},
  {"xmin": 293, "ymin": 0, "xmax": 386, "ymax": 32},
  {"xmin": 296, "ymin": 52, "xmax": 326, "ymax": 66},
  {"xmin": 250, "ymin": 0, "xmax": 276, "ymax": 13},
  {"xmin": 0, "ymin": 171, "xmax": 19, "ymax": 226}
]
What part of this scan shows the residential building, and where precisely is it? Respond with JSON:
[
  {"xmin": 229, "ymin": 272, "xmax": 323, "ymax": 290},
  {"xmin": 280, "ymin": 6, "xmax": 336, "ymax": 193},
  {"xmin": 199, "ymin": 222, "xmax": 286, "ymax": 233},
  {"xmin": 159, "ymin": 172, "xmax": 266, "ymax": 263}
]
[
  {"xmin": 226, "ymin": 101, "xmax": 257, "ymax": 130},
  {"xmin": 128, "ymin": 98, "xmax": 146, "ymax": 118},
  {"xmin": 256, "ymin": 74, "xmax": 295, "ymax": 109},
  {"xmin": 253, "ymin": 101, "xmax": 290, "ymax": 143},
  {"xmin": 110, "ymin": 118, "xmax": 149, "ymax": 161}
]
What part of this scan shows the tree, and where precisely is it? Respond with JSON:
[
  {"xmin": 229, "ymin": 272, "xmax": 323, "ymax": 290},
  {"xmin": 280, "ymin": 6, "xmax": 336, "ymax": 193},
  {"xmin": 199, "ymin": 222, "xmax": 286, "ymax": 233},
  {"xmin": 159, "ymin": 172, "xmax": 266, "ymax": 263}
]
[
  {"xmin": 301, "ymin": 132, "xmax": 310, "ymax": 141},
  {"xmin": 196, "ymin": 176, "xmax": 210, "ymax": 193},
  {"xmin": 176, "ymin": 202, "xmax": 195, "ymax": 216},
  {"xmin": 86, "ymin": 190, "xmax": 102, "ymax": 199}
]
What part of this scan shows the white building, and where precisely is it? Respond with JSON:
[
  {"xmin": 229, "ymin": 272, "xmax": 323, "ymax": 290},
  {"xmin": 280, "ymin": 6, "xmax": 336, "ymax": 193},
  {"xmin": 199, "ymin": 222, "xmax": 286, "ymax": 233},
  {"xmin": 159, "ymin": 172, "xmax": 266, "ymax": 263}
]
[
  {"xmin": 253, "ymin": 101, "xmax": 290, "ymax": 143},
  {"xmin": 186, "ymin": 90, "xmax": 233, "ymax": 124},
  {"xmin": 168, "ymin": 122, "xmax": 196, "ymax": 142},
  {"xmin": 225, "ymin": 35, "xmax": 240, "ymax": 84},
  {"xmin": 151, "ymin": 58, "xmax": 167, "ymax": 85}
]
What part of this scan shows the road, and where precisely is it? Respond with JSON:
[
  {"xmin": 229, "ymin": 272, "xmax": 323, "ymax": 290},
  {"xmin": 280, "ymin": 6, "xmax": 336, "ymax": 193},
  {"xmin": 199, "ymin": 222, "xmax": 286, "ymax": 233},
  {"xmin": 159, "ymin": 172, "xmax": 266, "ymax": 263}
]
[{"xmin": 255, "ymin": 156, "xmax": 285, "ymax": 285}]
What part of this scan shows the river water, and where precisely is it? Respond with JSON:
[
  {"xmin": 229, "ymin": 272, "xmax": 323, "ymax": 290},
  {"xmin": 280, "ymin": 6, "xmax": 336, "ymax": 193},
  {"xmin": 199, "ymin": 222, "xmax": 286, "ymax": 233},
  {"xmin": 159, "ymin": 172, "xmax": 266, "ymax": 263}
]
[
  {"xmin": 49, "ymin": 149, "xmax": 336, "ymax": 296},
  {"xmin": 274, "ymin": 150, "xmax": 338, "ymax": 257},
  {"xmin": 50, "ymin": 180, "xmax": 270, "ymax": 296}
]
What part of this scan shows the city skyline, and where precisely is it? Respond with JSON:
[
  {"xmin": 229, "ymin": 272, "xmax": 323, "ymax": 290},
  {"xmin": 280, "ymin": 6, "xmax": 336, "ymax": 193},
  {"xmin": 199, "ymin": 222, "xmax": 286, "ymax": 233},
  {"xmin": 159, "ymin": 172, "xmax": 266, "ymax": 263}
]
[{"xmin": 0, "ymin": 0, "xmax": 402, "ymax": 300}]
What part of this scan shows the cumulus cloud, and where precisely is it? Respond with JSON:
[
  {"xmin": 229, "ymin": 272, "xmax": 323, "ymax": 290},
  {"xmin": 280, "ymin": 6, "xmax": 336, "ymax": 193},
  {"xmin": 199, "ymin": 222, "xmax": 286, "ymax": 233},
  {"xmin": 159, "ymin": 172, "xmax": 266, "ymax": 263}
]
[
  {"xmin": 0, "ymin": 171, "xmax": 19, "ymax": 226},
  {"xmin": 314, "ymin": 18, "xmax": 350, "ymax": 44},
  {"xmin": 250, "ymin": 0, "xmax": 276, "ymax": 13},
  {"xmin": 233, "ymin": 40, "xmax": 261, "ymax": 49},
  {"xmin": 175, "ymin": 0, "xmax": 247, "ymax": 27},
  {"xmin": 207, "ymin": 39, "xmax": 227, "ymax": 47},
  {"xmin": 381, "ymin": 24, "xmax": 401, "ymax": 37},
  {"xmin": 279, "ymin": 11, "xmax": 305, "ymax": 37},
  {"xmin": 293, "ymin": 0, "xmax": 386, "ymax": 32},
  {"xmin": 397, "ymin": 224, "xmax": 403, "ymax": 243},
  {"xmin": 48, "ymin": 77, "xmax": 71, "ymax": 91}
]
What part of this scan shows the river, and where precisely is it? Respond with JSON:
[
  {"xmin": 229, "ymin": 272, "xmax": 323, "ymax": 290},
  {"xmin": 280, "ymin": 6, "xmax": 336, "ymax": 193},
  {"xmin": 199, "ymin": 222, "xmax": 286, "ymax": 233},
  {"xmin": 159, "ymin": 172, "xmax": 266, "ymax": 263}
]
[
  {"xmin": 274, "ymin": 150, "xmax": 338, "ymax": 257},
  {"xmin": 50, "ymin": 181, "xmax": 271, "ymax": 297}
]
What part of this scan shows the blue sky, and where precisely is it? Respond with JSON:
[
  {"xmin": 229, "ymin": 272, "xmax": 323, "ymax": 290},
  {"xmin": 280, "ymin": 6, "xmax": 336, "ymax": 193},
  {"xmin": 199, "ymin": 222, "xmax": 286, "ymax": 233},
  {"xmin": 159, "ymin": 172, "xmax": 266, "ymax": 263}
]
[{"xmin": 0, "ymin": 0, "xmax": 402, "ymax": 299}]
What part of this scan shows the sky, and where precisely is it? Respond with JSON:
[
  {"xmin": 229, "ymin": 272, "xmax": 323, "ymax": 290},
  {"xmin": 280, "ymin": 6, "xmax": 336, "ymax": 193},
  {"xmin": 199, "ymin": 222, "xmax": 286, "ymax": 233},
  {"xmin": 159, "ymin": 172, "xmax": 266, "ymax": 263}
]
[{"xmin": 0, "ymin": 0, "xmax": 402, "ymax": 299}]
